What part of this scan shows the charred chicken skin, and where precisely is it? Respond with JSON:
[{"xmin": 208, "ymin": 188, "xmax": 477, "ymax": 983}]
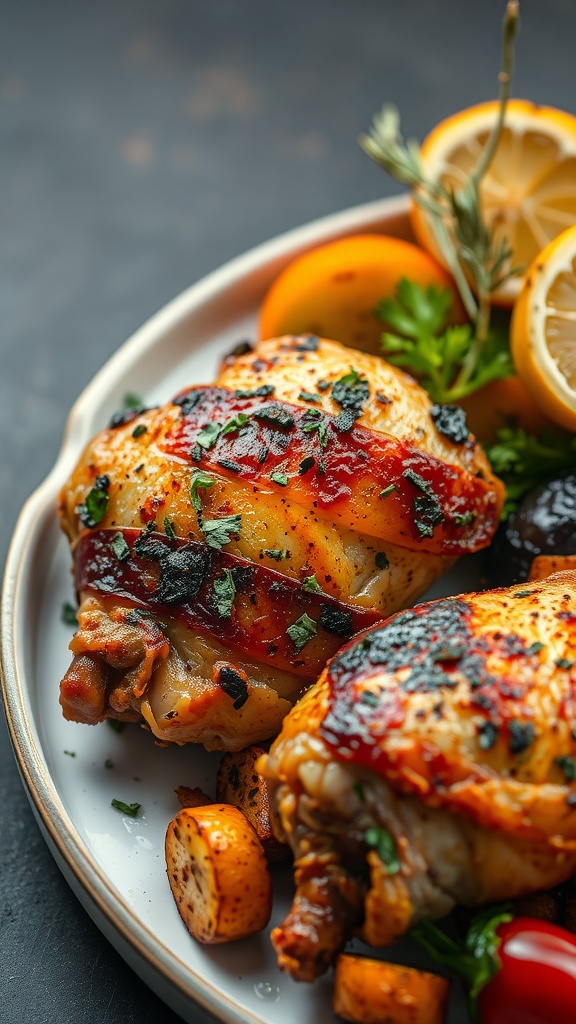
[
  {"xmin": 58, "ymin": 335, "xmax": 503, "ymax": 749},
  {"xmin": 261, "ymin": 571, "xmax": 576, "ymax": 981}
]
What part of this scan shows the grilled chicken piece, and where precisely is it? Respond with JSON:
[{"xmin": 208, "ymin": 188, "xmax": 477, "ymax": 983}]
[
  {"xmin": 58, "ymin": 335, "xmax": 502, "ymax": 749},
  {"xmin": 261, "ymin": 571, "xmax": 576, "ymax": 980}
]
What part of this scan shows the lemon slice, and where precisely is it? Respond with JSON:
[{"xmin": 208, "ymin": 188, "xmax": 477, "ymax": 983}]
[
  {"xmin": 411, "ymin": 100, "xmax": 576, "ymax": 304},
  {"xmin": 511, "ymin": 224, "xmax": 576, "ymax": 430}
]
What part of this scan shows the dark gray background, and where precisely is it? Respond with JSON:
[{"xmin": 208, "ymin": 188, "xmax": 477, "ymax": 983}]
[{"xmin": 2, "ymin": 1, "xmax": 575, "ymax": 1021}]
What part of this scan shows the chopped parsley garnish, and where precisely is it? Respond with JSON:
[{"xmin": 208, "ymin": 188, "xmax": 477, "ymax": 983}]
[
  {"xmin": 64, "ymin": 750, "xmax": 76, "ymax": 757},
  {"xmin": 332, "ymin": 369, "xmax": 369, "ymax": 411},
  {"xmin": 124, "ymin": 392, "xmax": 144, "ymax": 410},
  {"xmin": 213, "ymin": 569, "xmax": 236, "ymax": 618},
  {"xmin": 221, "ymin": 412, "xmax": 251, "ymax": 436},
  {"xmin": 403, "ymin": 469, "xmax": 445, "ymax": 538},
  {"xmin": 508, "ymin": 720, "xmax": 536, "ymax": 755},
  {"xmin": 196, "ymin": 421, "xmax": 221, "ymax": 449},
  {"xmin": 61, "ymin": 601, "xmax": 78, "ymax": 626},
  {"xmin": 453, "ymin": 511, "xmax": 475, "ymax": 527},
  {"xmin": 526, "ymin": 641, "xmax": 544, "ymax": 657},
  {"xmin": 299, "ymin": 456, "xmax": 315, "ymax": 475},
  {"xmin": 512, "ymin": 590, "xmax": 533, "ymax": 599},
  {"xmin": 333, "ymin": 408, "xmax": 358, "ymax": 433},
  {"xmin": 375, "ymin": 552, "xmax": 390, "ymax": 570},
  {"xmin": 365, "ymin": 826, "xmax": 400, "ymax": 874},
  {"xmin": 77, "ymin": 474, "xmax": 110, "ymax": 528},
  {"xmin": 254, "ymin": 405, "xmax": 294, "ymax": 430},
  {"xmin": 555, "ymin": 755, "xmax": 576, "ymax": 782},
  {"xmin": 234, "ymin": 385, "xmax": 274, "ymax": 398},
  {"xmin": 316, "ymin": 378, "xmax": 331, "ymax": 391},
  {"xmin": 263, "ymin": 548, "xmax": 289, "ymax": 561},
  {"xmin": 302, "ymin": 417, "xmax": 329, "ymax": 447},
  {"xmin": 287, "ymin": 612, "xmax": 317, "ymax": 652},
  {"xmin": 270, "ymin": 471, "xmax": 288, "ymax": 486},
  {"xmin": 190, "ymin": 470, "xmax": 214, "ymax": 511},
  {"xmin": 352, "ymin": 780, "xmax": 365, "ymax": 801},
  {"xmin": 111, "ymin": 532, "xmax": 131, "ymax": 561},
  {"xmin": 200, "ymin": 514, "xmax": 241, "ymax": 550},
  {"xmin": 299, "ymin": 391, "xmax": 321, "ymax": 403},
  {"xmin": 107, "ymin": 719, "xmax": 125, "ymax": 733},
  {"xmin": 111, "ymin": 799, "xmax": 141, "ymax": 817},
  {"xmin": 430, "ymin": 403, "xmax": 470, "ymax": 445},
  {"xmin": 302, "ymin": 573, "xmax": 322, "ymax": 593},
  {"xmin": 477, "ymin": 720, "xmax": 499, "ymax": 751},
  {"xmin": 163, "ymin": 518, "xmax": 176, "ymax": 540},
  {"xmin": 132, "ymin": 423, "xmax": 148, "ymax": 439},
  {"xmin": 379, "ymin": 484, "xmax": 397, "ymax": 499},
  {"xmin": 556, "ymin": 658, "xmax": 574, "ymax": 670},
  {"xmin": 361, "ymin": 690, "xmax": 379, "ymax": 706}
]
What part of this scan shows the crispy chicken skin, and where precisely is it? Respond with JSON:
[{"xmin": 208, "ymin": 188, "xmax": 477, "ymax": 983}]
[
  {"xmin": 260, "ymin": 571, "xmax": 576, "ymax": 980},
  {"xmin": 58, "ymin": 335, "xmax": 502, "ymax": 749}
]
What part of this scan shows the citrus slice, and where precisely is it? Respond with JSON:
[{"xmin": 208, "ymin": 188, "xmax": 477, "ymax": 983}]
[
  {"xmin": 411, "ymin": 100, "xmax": 576, "ymax": 304},
  {"xmin": 258, "ymin": 233, "xmax": 462, "ymax": 355},
  {"xmin": 511, "ymin": 224, "xmax": 576, "ymax": 430}
]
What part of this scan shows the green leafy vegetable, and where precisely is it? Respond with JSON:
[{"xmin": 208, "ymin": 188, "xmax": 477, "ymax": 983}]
[
  {"xmin": 111, "ymin": 799, "xmax": 141, "ymax": 817},
  {"xmin": 377, "ymin": 279, "xmax": 513, "ymax": 403},
  {"xmin": 111, "ymin": 532, "xmax": 131, "ymax": 561},
  {"xmin": 302, "ymin": 573, "xmax": 322, "ymax": 593},
  {"xmin": 270, "ymin": 471, "xmax": 289, "ymax": 486},
  {"xmin": 123, "ymin": 392, "xmax": 144, "ymax": 410},
  {"xmin": 196, "ymin": 421, "xmax": 221, "ymax": 449},
  {"xmin": 200, "ymin": 514, "xmax": 242, "ymax": 550},
  {"xmin": 61, "ymin": 601, "xmax": 78, "ymax": 626},
  {"xmin": 555, "ymin": 755, "xmax": 576, "ymax": 781},
  {"xmin": 132, "ymin": 423, "xmax": 148, "ymax": 438},
  {"xmin": 411, "ymin": 903, "xmax": 513, "ymax": 1012},
  {"xmin": 287, "ymin": 612, "xmax": 317, "ymax": 652},
  {"xmin": 77, "ymin": 474, "xmax": 110, "ymax": 528},
  {"xmin": 483, "ymin": 423, "xmax": 576, "ymax": 518},
  {"xmin": 262, "ymin": 548, "xmax": 289, "ymax": 561},
  {"xmin": 163, "ymin": 518, "xmax": 176, "ymax": 540},
  {"xmin": 213, "ymin": 569, "xmax": 236, "ymax": 618},
  {"xmin": 365, "ymin": 826, "xmax": 400, "ymax": 874},
  {"xmin": 190, "ymin": 470, "xmax": 214, "ymax": 511},
  {"xmin": 221, "ymin": 412, "xmax": 251, "ymax": 436}
]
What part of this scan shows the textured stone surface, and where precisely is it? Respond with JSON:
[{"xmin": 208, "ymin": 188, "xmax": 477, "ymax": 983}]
[{"xmin": 2, "ymin": 1, "xmax": 575, "ymax": 1021}]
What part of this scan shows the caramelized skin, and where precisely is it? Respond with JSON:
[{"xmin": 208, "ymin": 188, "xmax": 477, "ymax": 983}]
[
  {"xmin": 261, "ymin": 572, "xmax": 576, "ymax": 979},
  {"xmin": 58, "ymin": 335, "xmax": 501, "ymax": 749}
]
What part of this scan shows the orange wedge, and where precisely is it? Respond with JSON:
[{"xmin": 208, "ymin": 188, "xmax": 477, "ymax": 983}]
[
  {"xmin": 511, "ymin": 224, "xmax": 576, "ymax": 430},
  {"xmin": 411, "ymin": 100, "xmax": 576, "ymax": 304},
  {"xmin": 258, "ymin": 234, "xmax": 462, "ymax": 355}
]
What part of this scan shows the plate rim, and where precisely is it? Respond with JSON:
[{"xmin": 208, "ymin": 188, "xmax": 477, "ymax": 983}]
[{"xmin": 1, "ymin": 193, "xmax": 411, "ymax": 1024}]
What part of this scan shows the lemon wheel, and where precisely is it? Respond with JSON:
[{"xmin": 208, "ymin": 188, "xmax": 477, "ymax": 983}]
[
  {"xmin": 511, "ymin": 224, "xmax": 576, "ymax": 430},
  {"xmin": 411, "ymin": 100, "xmax": 576, "ymax": 305}
]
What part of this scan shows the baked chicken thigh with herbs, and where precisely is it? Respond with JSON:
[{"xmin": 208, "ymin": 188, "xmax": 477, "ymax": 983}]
[
  {"xmin": 58, "ymin": 335, "xmax": 503, "ymax": 749},
  {"xmin": 260, "ymin": 570, "xmax": 576, "ymax": 981}
]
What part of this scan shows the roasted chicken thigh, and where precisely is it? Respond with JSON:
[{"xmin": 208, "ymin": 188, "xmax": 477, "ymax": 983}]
[
  {"xmin": 261, "ymin": 571, "xmax": 576, "ymax": 980},
  {"xmin": 58, "ymin": 335, "xmax": 503, "ymax": 749}
]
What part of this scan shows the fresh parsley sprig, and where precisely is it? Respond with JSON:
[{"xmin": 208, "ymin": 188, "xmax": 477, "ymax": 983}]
[
  {"xmin": 483, "ymin": 423, "xmax": 576, "ymax": 517},
  {"xmin": 377, "ymin": 278, "xmax": 514, "ymax": 403}
]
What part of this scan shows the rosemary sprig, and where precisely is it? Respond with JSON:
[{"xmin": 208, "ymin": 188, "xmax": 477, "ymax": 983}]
[{"xmin": 359, "ymin": 1, "xmax": 522, "ymax": 388}]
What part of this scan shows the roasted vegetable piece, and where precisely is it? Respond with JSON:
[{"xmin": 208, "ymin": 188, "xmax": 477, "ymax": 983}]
[
  {"xmin": 261, "ymin": 571, "xmax": 576, "ymax": 981},
  {"xmin": 216, "ymin": 747, "xmax": 289, "ymax": 862},
  {"xmin": 165, "ymin": 804, "xmax": 272, "ymax": 943},
  {"xmin": 333, "ymin": 954, "xmax": 449, "ymax": 1024},
  {"xmin": 529, "ymin": 554, "xmax": 576, "ymax": 581},
  {"xmin": 175, "ymin": 786, "xmax": 213, "ymax": 809}
]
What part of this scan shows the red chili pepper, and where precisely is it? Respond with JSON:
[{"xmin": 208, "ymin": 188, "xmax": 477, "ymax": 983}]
[{"xmin": 478, "ymin": 917, "xmax": 576, "ymax": 1024}]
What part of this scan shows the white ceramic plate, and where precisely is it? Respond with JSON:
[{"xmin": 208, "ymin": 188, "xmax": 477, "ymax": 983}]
[{"xmin": 1, "ymin": 195, "xmax": 472, "ymax": 1023}]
